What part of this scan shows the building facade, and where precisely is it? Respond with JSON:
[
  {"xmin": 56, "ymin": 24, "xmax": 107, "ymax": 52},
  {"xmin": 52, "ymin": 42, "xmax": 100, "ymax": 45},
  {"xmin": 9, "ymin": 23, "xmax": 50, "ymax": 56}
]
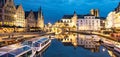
[
  {"xmin": 106, "ymin": 2, "xmax": 120, "ymax": 29},
  {"xmin": 14, "ymin": 5, "xmax": 26, "ymax": 27},
  {"xmin": 25, "ymin": 10, "xmax": 36, "ymax": 28},
  {"xmin": 77, "ymin": 15, "xmax": 100, "ymax": 31},
  {"xmin": 37, "ymin": 7, "xmax": 44, "ymax": 29},
  {"xmin": 61, "ymin": 12, "xmax": 77, "ymax": 28},
  {"xmin": 0, "ymin": 0, "xmax": 16, "ymax": 26},
  {"xmin": 25, "ymin": 8, "xmax": 44, "ymax": 31}
]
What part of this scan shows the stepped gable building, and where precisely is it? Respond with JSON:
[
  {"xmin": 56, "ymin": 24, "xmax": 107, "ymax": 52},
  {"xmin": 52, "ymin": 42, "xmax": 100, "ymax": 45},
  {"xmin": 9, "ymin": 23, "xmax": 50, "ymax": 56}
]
[
  {"xmin": 25, "ymin": 10, "xmax": 36, "ymax": 28},
  {"xmin": 106, "ymin": 2, "xmax": 120, "ymax": 29},
  {"xmin": 14, "ymin": 4, "xmax": 26, "ymax": 27},
  {"xmin": 25, "ymin": 7, "xmax": 44, "ymax": 28},
  {"xmin": 0, "ymin": 0, "xmax": 16, "ymax": 26}
]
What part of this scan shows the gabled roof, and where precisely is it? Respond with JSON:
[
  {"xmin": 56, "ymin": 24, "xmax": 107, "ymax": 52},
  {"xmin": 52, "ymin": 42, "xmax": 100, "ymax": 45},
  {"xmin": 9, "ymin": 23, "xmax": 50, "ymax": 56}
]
[
  {"xmin": 33, "ymin": 11, "xmax": 38, "ymax": 20},
  {"xmin": 25, "ymin": 11, "xmax": 31, "ymax": 19},
  {"xmin": 96, "ymin": 17, "xmax": 106, "ymax": 19},
  {"xmin": 62, "ymin": 14, "xmax": 96, "ymax": 19},
  {"xmin": 62, "ymin": 15, "xmax": 73, "ymax": 19},
  {"xmin": 77, "ymin": 15, "xmax": 84, "ymax": 18},
  {"xmin": 25, "ymin": 7, "xmax": 43, "ymax": 20},
  {"xmin": 15, "ymin": 5, "xmax": 19, "ymax": 9},
  {"xmin": 25, "ymin": 11, "xmax": 40, "ymax": 20}
]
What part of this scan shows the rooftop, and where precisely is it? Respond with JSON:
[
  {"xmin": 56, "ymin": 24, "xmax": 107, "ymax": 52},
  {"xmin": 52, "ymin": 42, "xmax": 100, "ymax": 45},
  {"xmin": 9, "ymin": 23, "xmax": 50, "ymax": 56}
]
[{"xmin": 36, "ymin": 38, "xmax": 49, "ymax": 44}]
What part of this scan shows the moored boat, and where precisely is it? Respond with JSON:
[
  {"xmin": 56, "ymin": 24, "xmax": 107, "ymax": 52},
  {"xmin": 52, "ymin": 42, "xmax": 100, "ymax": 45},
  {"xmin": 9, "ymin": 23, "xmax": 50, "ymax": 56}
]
[
  {"xmin": 103, "ymin": 41, "xmax": 115, "ymax": 48},
  {"xmin": 0, "ymin": 43, "xmax": 35, "ymax": 57},
  {"xmin": 34, "ymin": 38, "xmax": 51, "ymax": 52},
  {"xmin": 114, "ymin": 45, "xmax": 120, "ymax": 53}
]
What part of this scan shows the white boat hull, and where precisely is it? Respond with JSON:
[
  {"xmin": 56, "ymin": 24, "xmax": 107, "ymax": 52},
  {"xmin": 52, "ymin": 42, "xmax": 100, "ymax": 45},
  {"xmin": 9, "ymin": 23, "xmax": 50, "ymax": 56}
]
[{"xmin": 36, "ymin": 40, "xmax": 51, "ymax": 52}]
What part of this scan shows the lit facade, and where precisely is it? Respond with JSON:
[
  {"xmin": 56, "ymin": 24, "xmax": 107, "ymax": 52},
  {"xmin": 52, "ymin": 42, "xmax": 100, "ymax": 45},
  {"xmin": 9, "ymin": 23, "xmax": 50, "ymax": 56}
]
[
  {"xmin": 25, "ymin": 8, "xmax": 44, "ymax": 30},
  {"xmin": 77, "ymin": 15, "xmax": 100, "ymax": 31},
  {"xmin": 106, "ymin": 12, "xmax": 116, "ymax": 28},
  {"xmin": 60, "ymin": 11, "xmax": 77, "ymax": 28},
  {"xmin": 25, "ymin": 10, "xmax": 37, "ymax": 28},
  {"xmin": 0, "ymin": 0, "xmax": 16, "ymax": 26},
  {"xmin": 37, "ymin": 7, "xmax": 44, "ymax": 29},
  {"xmin": 14, "ymin": 5, "xmax": 25, "ymax": 27},
  {"xmin": 106, "ymin": 2, "xmax": 120, "ymax": 28}
]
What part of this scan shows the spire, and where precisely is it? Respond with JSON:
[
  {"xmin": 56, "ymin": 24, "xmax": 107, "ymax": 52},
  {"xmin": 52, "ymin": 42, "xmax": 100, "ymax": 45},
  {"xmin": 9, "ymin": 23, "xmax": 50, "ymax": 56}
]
[
  {"xmin": 38, "ymin": 6, "xmax": 43, "ymax": 18},
  {"xmin": 73, "ymin": 11, "xmax": 77, "ymax": 16},
  {"xmin": 118, "ymin": 2, "xmax": 120, "ymax": 8},
  {"xmin": 39, "ymin": 6, "xmax": 42, "ymax": 14}
]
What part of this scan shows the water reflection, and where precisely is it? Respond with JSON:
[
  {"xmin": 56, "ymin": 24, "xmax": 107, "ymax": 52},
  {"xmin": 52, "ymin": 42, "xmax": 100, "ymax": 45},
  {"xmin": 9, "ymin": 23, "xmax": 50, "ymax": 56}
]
[
  {"xmin": 36, "ymin": 33, "xmax": 116, "ymax": 57},
  {"xmin": 55, "ymin": 33, "xmax": 77, "ymax": 46},
  {"xmin": 55, "ymin": 33, "xmax": 101, "ymax": 52}
]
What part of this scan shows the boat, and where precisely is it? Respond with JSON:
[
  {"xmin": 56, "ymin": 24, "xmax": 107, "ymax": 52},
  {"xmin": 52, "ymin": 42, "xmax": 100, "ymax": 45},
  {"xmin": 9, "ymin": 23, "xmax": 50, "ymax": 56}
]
[
  {"xmin": 114, "ymin": 45, "xmax": 120, "ymax": 54},
  {"xmin": 103, "ymin": 41, "xmax": 115, "ymax": 48},
  {"xmin": 34, "ymin": 38, "xmax": 51, "ymax": 52},
  {"xmin": 0, "ymin": 43, "xmax": 36, "ymax": 57},
  {"xmin": 22, "ymin": 38, "xmax": 39, "ymax": 57}
]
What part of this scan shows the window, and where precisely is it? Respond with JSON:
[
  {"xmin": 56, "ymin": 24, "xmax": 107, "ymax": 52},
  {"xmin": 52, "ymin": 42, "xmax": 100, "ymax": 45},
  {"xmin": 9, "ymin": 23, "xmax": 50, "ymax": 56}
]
[{"xmin": 81, "ymin": 20, "xmax": 82, "ymax": 22}]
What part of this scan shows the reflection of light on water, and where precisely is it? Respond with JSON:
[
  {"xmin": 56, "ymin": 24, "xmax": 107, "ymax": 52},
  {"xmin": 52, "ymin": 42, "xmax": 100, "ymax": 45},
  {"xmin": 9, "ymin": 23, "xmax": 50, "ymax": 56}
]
[
  {"xmin": 102, "ymin": 48, "xmax": 106, "ymax": 52},
  {"xmin": 108, "ymin": 50, "xmax": 116, "ymax": 57}
]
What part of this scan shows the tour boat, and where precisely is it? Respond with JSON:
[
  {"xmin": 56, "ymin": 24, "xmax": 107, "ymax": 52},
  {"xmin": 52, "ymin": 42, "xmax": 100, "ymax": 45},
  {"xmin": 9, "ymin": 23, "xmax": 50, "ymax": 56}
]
[
  {"xmin": 34, "ymin": 38, "xmax": 51, "ymax": 52},
  {"xmin": 103, "ymin": 41, "xmax": 115, "ymax": 48},
  {"xmin": 114, "ymin": 45, "xmax": 120, "ymax": 53},
  {"xmin": 0, "ymin": 43, "xmax": 36, "ymax": 57},
  {"xmin": 22, "ymin": 38, "xmax": 39, "ymax": 57}
]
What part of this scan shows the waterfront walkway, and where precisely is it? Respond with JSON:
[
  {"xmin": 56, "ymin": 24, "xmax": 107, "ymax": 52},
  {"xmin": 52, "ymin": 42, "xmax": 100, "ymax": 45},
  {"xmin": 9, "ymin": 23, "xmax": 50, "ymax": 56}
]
[
  {"xmin": 0, "ymin": 32, "xmax": 53, "ymax": 47},
  {"xmin": 69, "ymin": 31, "xmax": 120, "ymax": 46}
]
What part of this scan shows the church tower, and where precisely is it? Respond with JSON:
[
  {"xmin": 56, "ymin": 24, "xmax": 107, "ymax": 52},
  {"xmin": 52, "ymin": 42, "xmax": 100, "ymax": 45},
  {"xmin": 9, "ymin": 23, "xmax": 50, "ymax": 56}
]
[
  {"xmin": 90, "ymin": 9, "xmax": 99, "ymax": 17},
  {"xmin": 37, "ymin": 7, "xmax": 44, "ymax": 29}
]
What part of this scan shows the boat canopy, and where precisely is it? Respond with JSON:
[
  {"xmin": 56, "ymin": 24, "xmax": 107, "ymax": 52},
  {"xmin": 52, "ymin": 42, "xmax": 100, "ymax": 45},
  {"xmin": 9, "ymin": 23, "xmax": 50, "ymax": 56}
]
[
  {"xmin": 8, "ymin": 46, "xmax": 31, "ymax": 56},
  {"xmin": 0, "ymin": 43, "xmax": 31, "ymax": 57},
  {"xmin": 33, "ymin": 38, "xmax": 49, "ymax": 47},
  {"xmin": 36, "ymin": 38, "xmax": 48, "ymax": 43}
]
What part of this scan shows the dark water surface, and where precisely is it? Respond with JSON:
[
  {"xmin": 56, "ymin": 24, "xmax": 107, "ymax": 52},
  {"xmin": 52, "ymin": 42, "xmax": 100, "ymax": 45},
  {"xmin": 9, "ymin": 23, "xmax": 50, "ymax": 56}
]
[{"xmin": 36, "ymin": 39, "xmax": 112, "ymax": 57}]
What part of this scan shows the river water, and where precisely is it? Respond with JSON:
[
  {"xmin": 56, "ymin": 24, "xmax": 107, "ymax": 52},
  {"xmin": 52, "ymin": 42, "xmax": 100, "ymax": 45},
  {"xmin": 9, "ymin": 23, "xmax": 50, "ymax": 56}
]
[{"xmin": 36, "ymin": 33, "xmax": 116, "ymax": 57}]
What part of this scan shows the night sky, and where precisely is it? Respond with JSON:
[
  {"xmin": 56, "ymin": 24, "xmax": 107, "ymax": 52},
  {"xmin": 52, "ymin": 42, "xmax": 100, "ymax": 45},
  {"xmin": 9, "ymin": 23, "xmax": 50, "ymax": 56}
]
[{"xmin": 14, "ymin": 0, "xmax": 120, "ymax": 24}]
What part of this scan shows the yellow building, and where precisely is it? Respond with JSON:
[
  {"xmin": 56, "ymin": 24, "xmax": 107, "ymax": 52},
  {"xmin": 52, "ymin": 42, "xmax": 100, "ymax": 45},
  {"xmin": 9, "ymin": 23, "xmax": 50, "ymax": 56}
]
[
  {"xmin": 14, "ymin": 5, "xmax": 25, "ymax": 27},
  {"xmin": 0, "ymin": 0, "xmax": 16, "ymax": 26},
  {"xmin": 61, "ymin": 11, "xmax": 77, "ymax": 28},
  {"xmin": 106, "ymin": 2, "xmax": 120, "ymax": 29},
  {"xmin": 25, "ymin": 7, "xmax": 44, "ymax": 31}
]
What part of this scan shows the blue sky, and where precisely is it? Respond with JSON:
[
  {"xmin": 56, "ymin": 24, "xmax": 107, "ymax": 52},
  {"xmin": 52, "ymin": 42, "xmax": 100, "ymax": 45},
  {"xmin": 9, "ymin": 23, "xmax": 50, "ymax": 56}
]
[{"xmin": 14, "ymin": 0, "xmax": 120, "ymax": 24}]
